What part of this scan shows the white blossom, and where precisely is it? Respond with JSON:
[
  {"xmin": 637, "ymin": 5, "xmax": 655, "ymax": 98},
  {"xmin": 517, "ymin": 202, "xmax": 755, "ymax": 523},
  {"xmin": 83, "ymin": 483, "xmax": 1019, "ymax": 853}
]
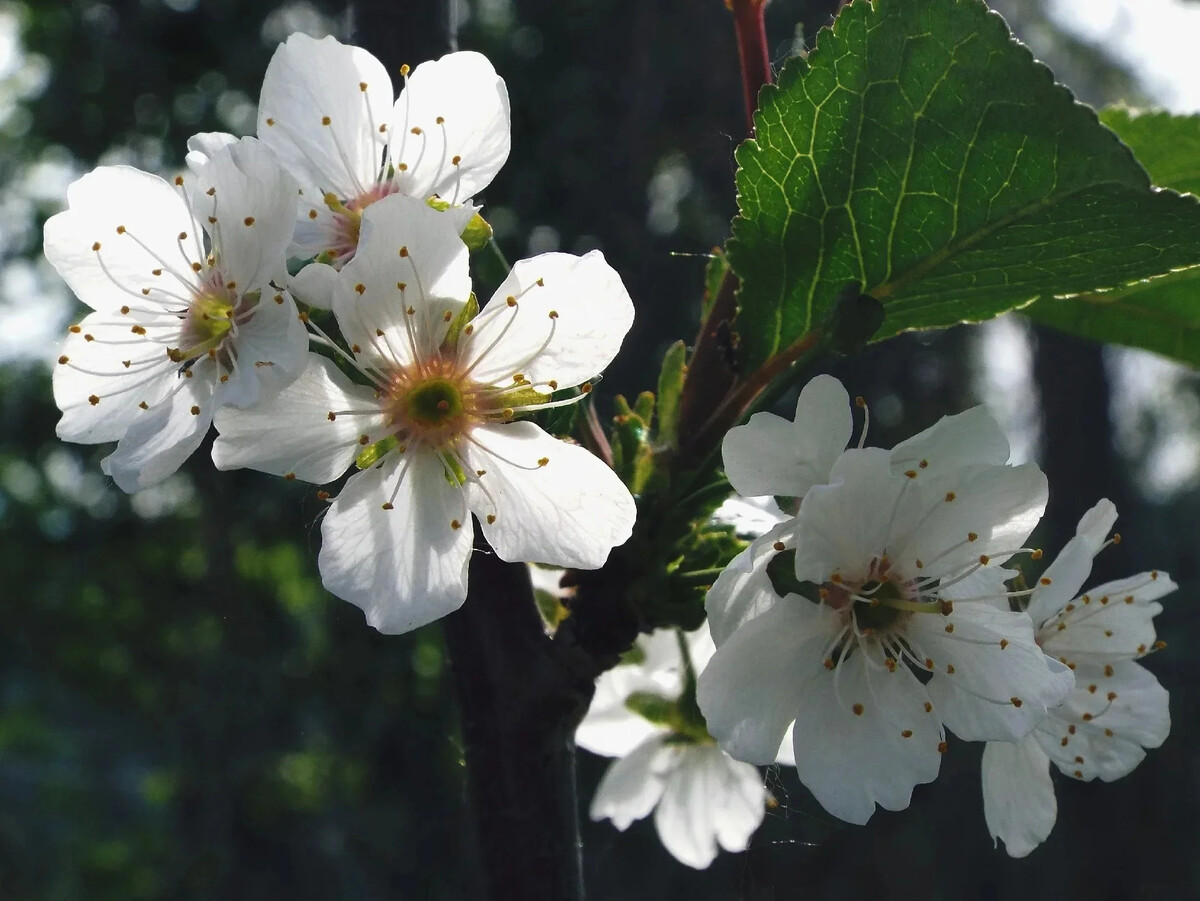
[
  {"xmin": 252, "ymin": 32, "xmax": 510, "ymax": 308},
  {"xmin": 579, "ymin": 626, "xmax": 769, "ymax": 869},
  {"xmin": 44, "ymin": 137, "xmax": 307, "ymax": 492},
  {"xmin": 697, "ymin": 379, "xmax": 1073, "ymax": 824},
  {"xmin": 982, "ymin": 499, "xmax": 1174, "ymax": 857},
  {"xmin": 213, "ymin": 193, "xmax": 635, "ymax": 633}
]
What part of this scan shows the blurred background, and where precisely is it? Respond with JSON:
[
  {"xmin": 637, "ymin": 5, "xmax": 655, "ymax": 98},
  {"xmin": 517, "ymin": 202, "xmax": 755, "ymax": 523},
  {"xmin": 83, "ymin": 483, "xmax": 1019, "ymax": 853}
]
[{"xmin": 0, "ymin": 0, "xmax": 1198, "ymax": 897}]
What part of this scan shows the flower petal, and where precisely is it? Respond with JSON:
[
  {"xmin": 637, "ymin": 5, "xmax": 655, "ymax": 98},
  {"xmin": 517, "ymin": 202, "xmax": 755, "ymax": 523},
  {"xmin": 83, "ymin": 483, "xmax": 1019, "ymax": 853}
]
[
  {"xmin": 696, "ymin": 597, "xmax": 834, "ymax": 765},
  {"xmin": 890, "ymin": 405, "xmax": 1010, "ymax": 474},
  {"xmin": 53, "ymin": 311, "xmax": 179, "ymax": 444},
  {"xmin": 915, "ymin": 603, "xmax": 1075, "ymax": 742},
  {"xmin": 216, "ymin": 289, "xmax": 309, "ymax": 408},
  {"xmin": 101, "ymin": 367, "xmax": 217, "ymax": 492},
  {"xmin": 44, "ymin": 166, "xmax": 200, "ymax": 314},
  {"xmin": 191, "ymin": 137, "xmax": 297, "ymax": 292},
  {"xmin": 458, "ymin": 251, "xmax": 634, "ymax": 391},
  {"xmin": 589, "ymin": 734, "xmax": 673, "ymax": 830},
  {"xmin": 705, "ymin": 519, "xmax": 795, "ymax": 645},
  {"xmin": 390, "ymin": 50, "xmax": 510, "ymax": 204},
  {"xmin": 653, "ymin": 745, "xmax": 765, "ymax": 869},
  {"xmin": 887, "ymin": 461, "xmax": 1047, "ymax": 579},
  {"xmin": 790, "ymin": 448, "xmax": 907, "ymax": 583},
  {"xmin": 333, "ymin": 193, "xmax": 470, "ymax": 371},
  {"xmin": 721, "ymin": 374, "xmax": 851, "ymax": 498},
  {"xmin": 319, "ymin": 449, "xmax": 472, "ymax": 633},
  {"xmin": 289, "ymin": 261, "xmax": 340, "ymax": 311},
  {"xmin": 463, "ymin": 421, "xmax": 635, "ymax": 569},
  {"xmin": 212, "ymin": 354, "xmax": 386, "ymax": 484},
  {"xmin": 1039, "ymin": 660, "xmax": 1169, "ymax": 782},
  {"xmin": 981, "ymin": 736, "xmax": 1057, "ymax": 858},
  {"xmin": 790, "ymin": 650, "xmax": 943, "ymax": 824},
  {"xmin": 184, "ymin": 131, "xmax": 238, "ymax": 173},
  {"xmin": 1039, "ymin": 571, "xmax": 1175, "ymax": 665},
  {"xmin": 1025, "ymin": 498, "xmax": 1118, "ymax": 626},
  {"xmin": 258, "ymin": 33, "xmax": 393, "ymax": 200}
]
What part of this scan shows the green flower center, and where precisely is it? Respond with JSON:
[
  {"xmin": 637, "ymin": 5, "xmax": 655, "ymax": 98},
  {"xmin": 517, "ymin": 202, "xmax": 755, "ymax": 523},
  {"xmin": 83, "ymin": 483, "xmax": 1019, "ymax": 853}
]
[
  {"xmin": 171, "ymin": 291, "xmax": 237, "ymax": 362},
  {"xmin": 405, "ymin": 377, "xmax": 466, "ymax": 427},
  {"xmin": 852, "ymin": 578, "xmax": 908, "ymax": 632}
]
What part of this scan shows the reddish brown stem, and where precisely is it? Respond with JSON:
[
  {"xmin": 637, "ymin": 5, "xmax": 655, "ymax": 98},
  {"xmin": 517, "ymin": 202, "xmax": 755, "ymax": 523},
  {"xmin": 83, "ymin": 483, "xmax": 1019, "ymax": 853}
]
[{"xmin": 728, "ymin": 0, "xmax": 773, "ymax": 134}]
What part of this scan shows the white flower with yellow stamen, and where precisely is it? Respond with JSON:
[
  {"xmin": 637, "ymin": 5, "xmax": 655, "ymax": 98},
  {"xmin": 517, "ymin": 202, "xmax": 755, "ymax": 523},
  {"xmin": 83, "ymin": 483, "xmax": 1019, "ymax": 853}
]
[
  {"xmin": 579, "ymin": 625, "xmax": 770, "ymax": 870},
  {"xmin": 213, "ymin": 193, "xmax": 635, "ymax": 633},
  {"xmin": 250, "ymin": 32, "xmax": 510, "ymax": 308},
  {"xmin": 44, "ymin": 137, "xmax": 307, "ymax": 492},
  {"xmin": 697, "ymin": 386, "xmax": 1074, "ymax": 824},
  {"xmin": 982, "ymin": 499, "xmax": 1174, "ymax": 858}
]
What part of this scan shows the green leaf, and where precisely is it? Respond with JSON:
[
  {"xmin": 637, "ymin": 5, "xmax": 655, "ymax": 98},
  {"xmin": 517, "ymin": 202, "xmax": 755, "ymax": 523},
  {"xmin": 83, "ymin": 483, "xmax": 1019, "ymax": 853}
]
[
  {"xmin": 655, "ymin": 340, "xmax": 687, "ymax": 448},
  {"xmin": 702, "ymin": 248, "xmax": 731, "ymax": 320},
  {"xmin": 1099, "ymin": 108, "xmax": 1200, "ymax": 196},
  {"xmin": 729, "ymin": 0, "xmax": 1200, "ymax": 371},
  {"xmin": 1024, "ymin": 109, "xmax": 1200, "ymax": 364}
]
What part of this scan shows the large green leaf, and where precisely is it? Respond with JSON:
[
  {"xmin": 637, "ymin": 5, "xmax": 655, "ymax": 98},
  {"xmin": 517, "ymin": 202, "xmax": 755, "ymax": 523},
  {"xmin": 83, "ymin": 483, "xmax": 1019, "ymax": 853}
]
[
  {"xmin": 1026, "ymin": 109, "xmax": 1200, "ymax": 364},
  {"xmin": 728, "ymin": 0, "xmax": 1200, "ymax": 371}
]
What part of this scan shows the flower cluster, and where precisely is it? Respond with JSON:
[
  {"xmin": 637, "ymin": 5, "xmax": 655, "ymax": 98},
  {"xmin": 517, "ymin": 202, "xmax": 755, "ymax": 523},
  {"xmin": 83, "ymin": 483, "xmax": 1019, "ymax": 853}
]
[
  {"xmin": 45, "ymin": 34, "xmax": 636, "ymax": 632},
  {"xmin": 686, "ymin": 375, "xmax": 1172, "ymax": 852},
  {"xmin": 577, "ymin": 624, "xmax": 773, "ymax": 869}
]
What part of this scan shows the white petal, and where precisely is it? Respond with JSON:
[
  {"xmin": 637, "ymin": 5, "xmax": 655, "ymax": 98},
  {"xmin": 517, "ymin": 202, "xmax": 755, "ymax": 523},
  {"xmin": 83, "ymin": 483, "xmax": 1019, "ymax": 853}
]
[
  {"xmin": 790, "ymin": 448, "xmax": 907, "ymax": 583},
  {"xmin": 1026, "ymin": 499, "xmax": 1118, "ymax": 626},
  {"xmin": 696, "ymin": 598, "xmax": 834, "ymax": 765},
  {"xmin": 589, "ymin": 734, "xmax": 673, "ymax": 830},
  {"xmin": 890, "ymin": 405, "xmax": 1010, "ymax": 474},
  {"xmin": 216, "ymin": 289, "xmax": 309, "ymax": 408},
  {"xmin": 653, "ymin": 745, "xmax": 765, "ymax": 869},
  {"xmin": 981, "ymin": 736, "xmax": 1057, "ymax": 858},
  {"xmin": 915, "ymin": 604, "xmax": 1075, "ymax": 742},
  {"xmin": 288, "ymin": 261, "xmax": 340, "ymax": 310},
  {"xmin": 44, "ymin": 166, "xmax": 201, "ymax": 313},
  {"xmin": 212, "ymin": 354, "xmax": 386, "ymax": 484},
  {"xmin": 191, "ymin": 137, "xmax": 298, "ymax": 292},
  {"xmin": 709, "ymin": 495, "xmax": 789, "ymax": 537},
  {"xmin": 463, "ymin": 422, "xmax": 635, "ymax": 569},
  {"xmin": 1039, "ymin": 571, "xmax": 1174, "ymax": 665},
  {"xmin": 575, "ymin": 677, "xmax": 666, "ymax": 759},
  {"xmin": 333, "ymin": 193, "xmax": 470, "ymax": 371},
  {"xmin": 390, "ymin": 50, "xmax": 510, "ymax": 204},
  {"xmin": 1040, "ymin": 660, "xmax": 1169, "ymax": 782},
  {"xmin": 258, "ymin": 33, "xmax": 392, "ymax": 200},
  {"xmin": 319, "ymin": 449, "xmax": 472, "ymax": 633},
  {"xmin": 721, "ymin": 374, "xmax": 851, "ymax": 498},
  {"xmin": 705, "ymin": 519, "xmax": 795, "ymax": 645},
  {"xmin": 775, "ymin": 723, "xmax": 796, "ymax": 766},
  {"xmin": 458, "ymin": 251, "xmax": 634, "ymax": 390},
  {"xmin": 888, "ymin": 462, "xmax": 1047, "ymax": 579},
  {"xmin": 576, "ymin": 631, "xmax": 680, "ymax": 758},
  {"xmin": 184, "ymin": 131, "xmax": 238, "ymax": 173},
  {"xmin": 53, "ymin": 311, "xmax": 179, "ymax": 444},
  {"xmin": 790, "ymin": 650, "xmax": 943, "ymax": 824},
  {"xmin": 101, "ymin": 369, "xmax": 216, "ymax": 492}
]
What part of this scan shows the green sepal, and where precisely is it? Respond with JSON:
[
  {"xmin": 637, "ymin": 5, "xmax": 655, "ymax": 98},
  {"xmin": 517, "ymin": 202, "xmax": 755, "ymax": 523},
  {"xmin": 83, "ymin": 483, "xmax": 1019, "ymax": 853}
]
[
  {"xmin": 655, "ymin": 340, "xmax": 687, "ymax": 449},
  {"xmin": 461, "ymin": 213, "xmax": 494, "ymax": 252},
  {"xmin": 355, "ymin": 435, "xmax": 398, "ymax": 469},
  {"xmin": 624, "ymin": 691, "xmax": 678, "ymax": 727},
  {"xmin": 494, "ymin": 385, "xmax": 552, "ymax": 410},
  {"xmin": 443, "ymin": 293, "xmax": 479, "ymax": 350},
  {"xmin": 440, "ymin": 451, "xmax": 467, "ymax": 486}
]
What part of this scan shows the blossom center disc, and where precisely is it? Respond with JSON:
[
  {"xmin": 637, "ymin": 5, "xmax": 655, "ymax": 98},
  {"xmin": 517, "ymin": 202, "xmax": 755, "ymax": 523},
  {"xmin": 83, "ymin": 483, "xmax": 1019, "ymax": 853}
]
[
  {"xmin": 853, "ymin": 579, "xmax": 908, "ymax": 633},
  {"xmin": 387, "ymin": 375, "xmax": 474, "ymax": 450},
  {"xmin": 173, "ymin": 290, "xmax": 236, "ymax": 362}
]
